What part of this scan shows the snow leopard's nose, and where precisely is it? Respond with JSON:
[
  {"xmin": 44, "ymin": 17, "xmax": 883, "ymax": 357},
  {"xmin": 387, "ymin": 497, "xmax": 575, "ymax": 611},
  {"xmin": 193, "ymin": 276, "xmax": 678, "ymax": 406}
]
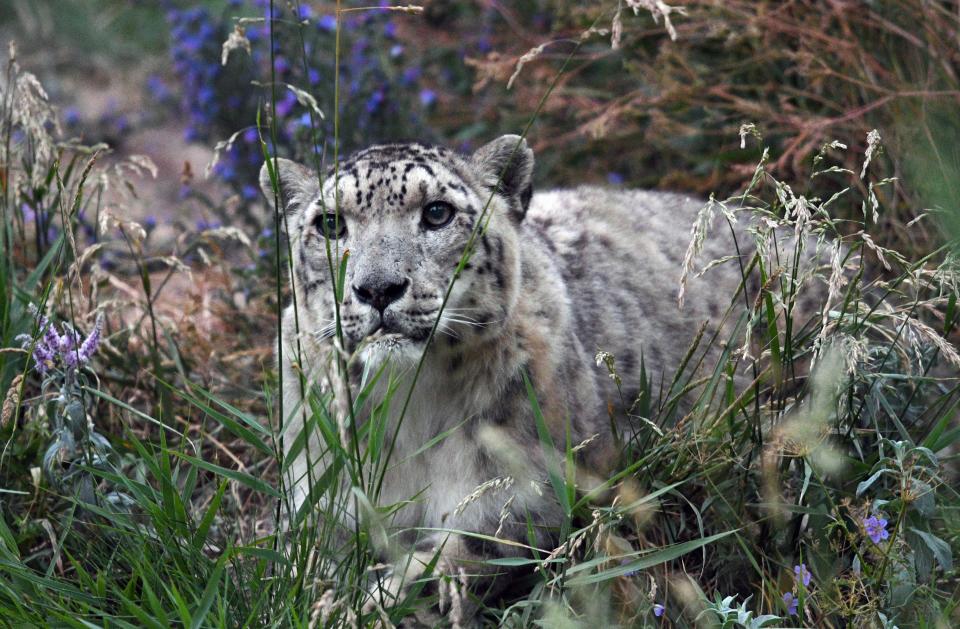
[{"xmin": 353, "ymin": 277, "xmax": 410, "ymax": 314}]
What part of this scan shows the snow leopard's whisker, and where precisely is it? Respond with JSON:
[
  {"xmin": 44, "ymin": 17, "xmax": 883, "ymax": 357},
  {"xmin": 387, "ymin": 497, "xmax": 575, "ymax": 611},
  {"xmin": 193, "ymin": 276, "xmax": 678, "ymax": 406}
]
[
  {"xmin": 441, "ymin": 313, "xmax": 482, "ymax": 323},
  {"xmin": 436, "ymin": 321, "xmax": 462, "ymax": 340},
  {"xmin": 444, "ymin": 315, "xmax": 503, "ymax": 328},
  {"xmin": 314, "ymin": 322, "xmax": 337, "ymax": 341},
  {"xmin": 442, "ymin": 316, "xmax": 483, "ymax": 328}
]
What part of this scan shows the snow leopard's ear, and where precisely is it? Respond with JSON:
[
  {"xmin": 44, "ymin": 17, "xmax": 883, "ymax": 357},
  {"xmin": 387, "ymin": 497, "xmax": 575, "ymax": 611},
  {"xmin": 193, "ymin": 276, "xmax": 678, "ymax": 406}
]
[
  {"xmin": 259, "ymin": 158, "xmax": 319, "ymax": 218},
  {"xmin": 471, "ymin": 134, "xmax": 534, "ymax": 221}
]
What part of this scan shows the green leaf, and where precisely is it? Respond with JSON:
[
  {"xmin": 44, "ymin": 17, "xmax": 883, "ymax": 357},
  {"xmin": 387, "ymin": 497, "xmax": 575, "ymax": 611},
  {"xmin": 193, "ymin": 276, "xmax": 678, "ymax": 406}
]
[
  {"xmin": 164, "ymin": 382, "xmax": 272, "ymax": 455},
  {"xmin": 336, "ymin": 249, "xmax": 350, "ymax": 303},
  {"xmin": 565, "ymin": 530, "xmax": 736, "ymax": 585},
  {"xmin": 522, "ymin": 369, "xmax": 570, "ymax": 517},
  {"xmin": 908, "ymin": 528, "xmax": 952, "ymax": 572},
  {"xmin": 234, "ymin": 545, "xmax": 290, "ymax": 566},
  {"xmin": 485, "ymin": 557, "xmax": 552, "ymax": 567},
  {"xmin": 909, "ymin": 479, "xmax": 935, "ymax": 518},
  {"xmin": 170, "ymin": 451, "xmax": 279, "ymax": 498},
  {"xmin": 24, "ymin": 232, "xmax": 65, "ymax": 291},
  {"xmin": 856, "ymin": 468, "xmax": 888, "ymax": 497},
  {"xmin": 117, "ymin": 591, "xmax": 166, "ymax": 629},
  {"xmin": 190, "ymin": 553, "xmax": 227, "ymax": 629},
  {"xmin": 193, "ymin": 480, "xmax": 227, "ymax": 553}
]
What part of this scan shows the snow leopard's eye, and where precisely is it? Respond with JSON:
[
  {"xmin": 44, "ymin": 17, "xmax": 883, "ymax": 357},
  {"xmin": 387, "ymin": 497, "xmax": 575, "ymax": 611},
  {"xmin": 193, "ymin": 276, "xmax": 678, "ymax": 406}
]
[
  {"xmin": 422, "ymin": 201, "xmax": 455, "ymax": 230},
  {"xmin": 314, "ymin": 213, "xmax": 347, "ymax": 239}
]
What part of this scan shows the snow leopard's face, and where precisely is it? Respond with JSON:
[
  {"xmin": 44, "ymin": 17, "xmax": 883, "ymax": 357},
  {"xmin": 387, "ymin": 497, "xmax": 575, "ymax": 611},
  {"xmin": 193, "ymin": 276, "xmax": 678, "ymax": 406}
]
[{"xmin": 260, "ymin": 136, "xmax": 534, "ymax": 366}]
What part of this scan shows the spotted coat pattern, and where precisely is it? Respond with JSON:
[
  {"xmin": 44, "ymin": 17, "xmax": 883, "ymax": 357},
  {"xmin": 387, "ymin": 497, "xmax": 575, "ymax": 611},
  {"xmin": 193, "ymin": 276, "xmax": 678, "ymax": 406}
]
[{"xmin": 260, "ymin": 135, "xmax": 771, "ymax": 620}]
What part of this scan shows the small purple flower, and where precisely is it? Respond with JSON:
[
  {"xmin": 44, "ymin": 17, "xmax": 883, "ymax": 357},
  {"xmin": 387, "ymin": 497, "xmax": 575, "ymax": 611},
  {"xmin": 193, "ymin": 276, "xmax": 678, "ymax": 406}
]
[
  {"xmin": 144, "ymin": 215, "xmax": 158, "ymax": 230},
  {"xmin": 419, "ymin": 89, "xmax": 437, "ymax": 108},
  {"xmin": 275, "ymin": 91, "xmax": 297, "ymax": 118},
  {"xmin": 63, "ymin": 107, "xmax": 81, "ymax": 127},
  {"xmin": 863, "ymin": 515, "xmax": 890, "ymax": 544},
  {"xmin": 147, "ymin": 75, "xmax": 172, "ymax": 102},
  {"xmin": 401, "ymin": 67, "xmax": 421, "ymax": 86},
  {"xmin": 607, "ymin": 172, "xmax": 625, "ymax": 185},
  {"xmin": 389, "ymin": 44, "xmax": 404, "ymax": 58},
  {"xmin": 653, "ymin": 603, "xmax": 665, "ymax": 617},
  {"xmin": 794, "ymin": 563, "xmax": 811, "ymax": 588},
  {"xmin": 114, "ymin": 114, "xmax": 130, "ymax": 134},
  {"xmin": 318, "ymin": 14, "xmax": 337, "ymax": 32},
  {"xmin": 366, "ymin": 89, "xmax": 385, "ymax": 113},
  {"xmin": 273, "ymin": 56, "xmax": 291, "ymax": 76},
  {"xmin": 20, "ymin": 204, "xmax": 36, "ymax": 223},
  {"xmin": 76, "ymin": 316, "xmax": 103, "ymax": 365},
  {"xmin": 782, "ymin": 592, "xmax": 798, "ymax": 616},
  {"xmin": 295, "ymin": 112, "xmax": 313, "ymax": 129}
]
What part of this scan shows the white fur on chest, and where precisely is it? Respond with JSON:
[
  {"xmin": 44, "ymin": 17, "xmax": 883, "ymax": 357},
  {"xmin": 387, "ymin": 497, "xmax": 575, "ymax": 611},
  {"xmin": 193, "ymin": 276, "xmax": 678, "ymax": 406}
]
[{"xmin": 362, "ymin": 358, "xmax": 491, "ymax": 530}]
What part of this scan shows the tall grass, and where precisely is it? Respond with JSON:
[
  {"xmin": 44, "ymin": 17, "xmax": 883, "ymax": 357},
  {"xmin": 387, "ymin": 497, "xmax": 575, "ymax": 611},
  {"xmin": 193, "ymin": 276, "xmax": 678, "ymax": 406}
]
[{"xmin": 0, "ymin": 3, "xmax": 958, "ymax": 628}]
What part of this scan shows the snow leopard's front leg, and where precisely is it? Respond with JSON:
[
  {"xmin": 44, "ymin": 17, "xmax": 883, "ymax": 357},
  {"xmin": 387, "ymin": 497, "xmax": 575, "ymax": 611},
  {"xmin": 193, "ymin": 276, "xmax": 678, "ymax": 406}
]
[
  {"xmin": 364, "ymin": 434, "xmax": 566, "ymax": 626},
  {"xmin": 364, "ymin": 528, "xmax": 540, "ymax": 628}
]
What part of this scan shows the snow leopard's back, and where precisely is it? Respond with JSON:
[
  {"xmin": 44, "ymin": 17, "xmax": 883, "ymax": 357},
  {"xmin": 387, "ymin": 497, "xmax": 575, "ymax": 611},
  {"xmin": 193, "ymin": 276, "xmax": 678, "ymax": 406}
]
[{"xmin": 525, "ymin": 187, "xmax": 756, "ymax": 403}]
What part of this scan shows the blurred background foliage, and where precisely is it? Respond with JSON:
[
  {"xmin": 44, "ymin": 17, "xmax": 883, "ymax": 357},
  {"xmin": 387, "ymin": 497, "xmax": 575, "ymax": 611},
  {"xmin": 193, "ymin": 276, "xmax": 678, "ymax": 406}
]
[{"xmin": 1, "ymin": 0, "xmax": 956, "ymax": 249}]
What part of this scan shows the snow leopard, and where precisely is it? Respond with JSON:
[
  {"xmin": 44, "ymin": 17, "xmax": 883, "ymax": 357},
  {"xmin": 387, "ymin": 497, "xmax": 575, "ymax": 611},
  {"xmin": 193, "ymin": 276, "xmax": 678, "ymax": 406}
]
[{"xmin": 259, "ymin": 135, "xmax": 776, "ymax": 623}]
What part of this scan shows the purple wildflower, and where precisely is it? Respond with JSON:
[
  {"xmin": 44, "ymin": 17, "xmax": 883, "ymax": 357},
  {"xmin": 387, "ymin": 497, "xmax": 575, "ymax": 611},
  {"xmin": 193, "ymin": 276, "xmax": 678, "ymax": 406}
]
[
  {"xmin": 295, "ymin": 112, "xmax": 313, "ymax": 129},
  {"xmin": 782, "ymin": 592, "xmax": 798, "ymax": 616},
  {"xmin": 318, "ymin": 15, "xmax": 337, "ymax": 32},
  {"xmin": 20, "ymin": 204, "xmax": 36, "ymax": 223},
  {"xmin": 863, "ymin": 515, "xmax": 890, "ymax": 544},
  {"xmin": 17, "ymin": 308, "xmax": 102, "ymax": 374},
  {"xmin": 419, "ymin": 89, "xmax": 437, "ymax": 107},
  {"xmin": 58, "ymin": 325, "xmax": 83, "ymax": 368},
  {"xmin": 653, "ymin": 603, "xmax": 665, "ymax": 617},
  {"xmin": 63, "ymin": 107, "xmax": 81, "ymax": 127},
  {"xmin": 607, "ymin": 172, "xmax": 625, "ymax": 185},
  {"xmin": 76, "ymin": 316, "xmax": 103, "ymax": 365},
  {"xmin": 16, "ymin": 321, "xmax": 55, "ymax": 375},
  {"xmin": 366, "ymin": 89, "xmax": 385, "ymax": 113},
  {"xmin": 401, "ymin": 67, "xmax": 421, "ymax": 86},
  {"xmin": 275, "ymin": 90, "xmax": 297, "ymax": 118},
  {"xmin": 794, "ymin": 563, "xmax": 811, "ymax": 588}
]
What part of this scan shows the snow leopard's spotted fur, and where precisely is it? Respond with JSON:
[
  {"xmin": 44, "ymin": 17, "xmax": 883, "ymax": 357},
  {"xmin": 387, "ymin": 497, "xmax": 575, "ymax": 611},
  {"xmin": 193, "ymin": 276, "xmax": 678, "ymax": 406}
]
[{"xmin": 260, "ymin": 135, "xmax": 770, "ymax": 621}]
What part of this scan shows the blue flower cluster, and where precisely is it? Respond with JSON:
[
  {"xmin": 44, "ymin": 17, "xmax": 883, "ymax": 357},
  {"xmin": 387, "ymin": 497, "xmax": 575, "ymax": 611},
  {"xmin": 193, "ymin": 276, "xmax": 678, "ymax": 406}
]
[
  {"xmin": 167, "ymin": 6, "xmax": 224, "ymax": 143},
  {"xmin": 161, "ymin": 0, "xmax": 445, "ymax": 227}
]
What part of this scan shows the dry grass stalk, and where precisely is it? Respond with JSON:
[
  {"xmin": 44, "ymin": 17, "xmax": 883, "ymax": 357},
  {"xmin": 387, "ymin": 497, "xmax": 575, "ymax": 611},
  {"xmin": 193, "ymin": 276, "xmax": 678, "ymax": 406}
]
[
  {"xmin": 221, "ymin": 25, "xmax": 251, "ymax": 66},
  {"xmin": 626, "ymin": 0, "xmax": 686, "ymax": 40},
  {"xmin": 2, "ymin": 374, "xmax": 24, "ymax": 428},
  {"xmin": 454, "ymin": 475, "xmax": 513, "ymax": 516}
]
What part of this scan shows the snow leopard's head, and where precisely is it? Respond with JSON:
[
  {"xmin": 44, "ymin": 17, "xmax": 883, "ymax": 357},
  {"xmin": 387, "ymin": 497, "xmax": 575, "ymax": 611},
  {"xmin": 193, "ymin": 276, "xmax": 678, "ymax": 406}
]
[{"xmin": 259, "ymin": 135, "xmax": 534, "ymax": 365}]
